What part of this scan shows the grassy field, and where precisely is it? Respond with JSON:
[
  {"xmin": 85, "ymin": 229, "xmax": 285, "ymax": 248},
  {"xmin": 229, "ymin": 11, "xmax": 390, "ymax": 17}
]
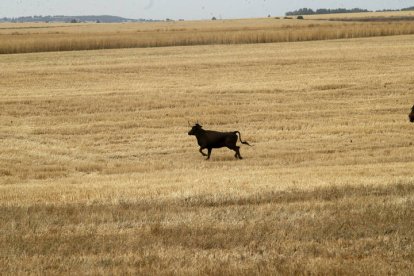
[
  {"xmin": 1, "ymin": 23, "xmax": 414, "ymax": 274},
  {"xmin": 305, "ymin": 10, "xmax": 414, "ymax": 20},
  {"xmin": 2, "ymin": 11, "xmax": 414, "ymax": 54}
]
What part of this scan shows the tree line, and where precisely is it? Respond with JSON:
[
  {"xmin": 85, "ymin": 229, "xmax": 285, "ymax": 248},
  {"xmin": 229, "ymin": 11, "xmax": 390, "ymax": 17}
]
[
  {"xmin": 286, "ymin": 8, "xmax": 369, "ymax": 16},
  {"xmin": 286, "ymin": 6, "xmax": 414, "ymax": 16}
]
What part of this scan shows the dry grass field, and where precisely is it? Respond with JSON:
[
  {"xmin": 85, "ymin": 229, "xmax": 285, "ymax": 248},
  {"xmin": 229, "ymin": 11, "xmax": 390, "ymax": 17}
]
[
  {"xmin": 1, "ymin": 19, "xmax": 414, "ymax": 274},
  {"xmin": 2, "ymin": 10, "xmax": 414, "ymax": 54},
  {"xmin": 306, "ymin": 10, "xmax": 414, "ymax": 20}
]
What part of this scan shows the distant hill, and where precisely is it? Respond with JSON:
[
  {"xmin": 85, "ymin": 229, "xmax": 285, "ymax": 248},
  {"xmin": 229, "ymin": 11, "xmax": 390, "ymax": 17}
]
[{"xmin": 0, "ymin": 15, "xmax": 160, "ymax": 23}]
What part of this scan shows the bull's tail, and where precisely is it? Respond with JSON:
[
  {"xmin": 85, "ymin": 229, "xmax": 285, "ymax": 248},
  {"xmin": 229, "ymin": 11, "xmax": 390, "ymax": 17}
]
[{"xmin": 235, "ymin": 131, "xmax": 252, "ymax": 146}]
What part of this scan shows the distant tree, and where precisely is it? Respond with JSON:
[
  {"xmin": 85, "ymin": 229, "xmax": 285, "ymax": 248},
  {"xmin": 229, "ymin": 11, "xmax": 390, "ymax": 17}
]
[
  {"xmin": 297, "ymin": 15, "xmax": 304, "ymax": 19},
  {"xmin": 286, "ymin": 8, "xmax": 314, "ymax": 16},
  {"xmin": 70, "ymin": 19, "xmax": 78, "ymax": 23},
  {"xmin": 211, "ymin": 16, "xmax": 217, "ymax": 20},
  {"xmin": 315, "ymin": 8, "xmax": 369, "ymax": 14},
  {"xmin": 96, "ymin": 19, "xmax": 101, "ymax": 23}
]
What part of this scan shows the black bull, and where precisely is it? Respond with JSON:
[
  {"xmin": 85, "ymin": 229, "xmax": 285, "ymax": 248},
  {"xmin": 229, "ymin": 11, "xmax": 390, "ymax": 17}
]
[
  {"xmin": 410, "ymin": 105, "xmax": 414, "ymax": 123},
  {"xmin": 188, "ymin": 123, "xmax": 251, "ymax": 160}
]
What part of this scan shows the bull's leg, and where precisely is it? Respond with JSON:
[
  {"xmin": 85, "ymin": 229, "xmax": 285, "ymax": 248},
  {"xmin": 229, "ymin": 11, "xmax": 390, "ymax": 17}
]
[
  {"xmin": 235, "ymin": 146, "xmax": 243, "ymax": 159},
  {"xmin": 206, "ymin": 148, "xmax": 212, "ymax": 160},
  {"xmin": 199, "ymin": 147, "xmax": 207, "ymax": 156},
  {"xmin": 229, "ymin": 145, "xmax": 242, "ymax": 159}
]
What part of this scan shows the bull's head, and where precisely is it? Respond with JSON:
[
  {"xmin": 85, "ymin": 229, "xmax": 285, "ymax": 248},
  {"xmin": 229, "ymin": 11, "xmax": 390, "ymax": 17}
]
[
  {"xmin": 409, "ymin": 105, "xmax": 414, "ymax": 123},
  {"xmin": 188, "ymin": 123, "xmax": 203, "ymax": 135}
]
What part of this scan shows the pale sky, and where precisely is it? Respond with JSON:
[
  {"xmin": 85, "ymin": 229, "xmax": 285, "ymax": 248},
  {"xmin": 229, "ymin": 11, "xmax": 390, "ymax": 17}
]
[{"xmin": 1, "ymin": 0, "xmax": 413, "ymax": 20}]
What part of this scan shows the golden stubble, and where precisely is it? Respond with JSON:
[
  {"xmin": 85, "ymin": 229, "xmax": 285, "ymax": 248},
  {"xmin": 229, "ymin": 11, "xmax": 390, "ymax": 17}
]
[{"xmin": 1, "ymin": 33, "xmax": 414, "ymax": 274}]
